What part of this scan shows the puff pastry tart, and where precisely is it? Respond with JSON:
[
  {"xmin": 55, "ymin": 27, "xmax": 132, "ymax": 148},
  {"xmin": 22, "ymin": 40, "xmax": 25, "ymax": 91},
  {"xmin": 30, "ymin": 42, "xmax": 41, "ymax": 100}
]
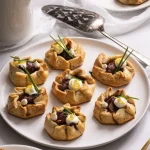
[
  {"xmin": 92, "ymin": 53, "xmax": 135, "ymax": 87},
  {"xmin": 117, "ymin": 0, "xmax": 147, "ymax": 5},
  {"xmin": 44, "ymin": 103, "xmax": 86, "ymax": 140},
  {"xmin": 8, "ymin": 85, "xmax": 48, "ymax": 119},
  {"xmin": 52, "ymin": 68, "xmax": 96, "ymax": 105},
  {"xmin": 9, "ymin": 56, "xmax": 49, "ymax": 87},
  {"xmin": 45, "ymin": 37, "xmax": 85, "ymax": 70},
  {"xmin": 94, "ymin": 87, "xmax": 136, "ymax": 124}
]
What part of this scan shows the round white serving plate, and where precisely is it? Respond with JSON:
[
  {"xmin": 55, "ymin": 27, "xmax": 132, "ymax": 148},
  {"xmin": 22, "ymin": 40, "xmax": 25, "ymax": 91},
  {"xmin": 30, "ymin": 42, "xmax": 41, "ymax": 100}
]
[
  {"xmin": 0, "ymin": 145, "xmax": 41, "ymax": 150},
  {"xmin": 0, "ymin": 37, "xmax": 149, "ymax": 149},
  {"xmin": 89, "ymin": 0, "xmax": 150, "ymax": 12}
]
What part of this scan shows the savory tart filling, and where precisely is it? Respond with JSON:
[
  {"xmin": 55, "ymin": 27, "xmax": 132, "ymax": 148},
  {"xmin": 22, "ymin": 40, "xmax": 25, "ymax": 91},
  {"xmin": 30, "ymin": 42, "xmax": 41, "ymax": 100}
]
[
  {"xmin": 50, "ymin": 35, "xmax": 75, "ymax": 60},
  {"xmin": 101, "ymin": 96, "xmax": 128, "ymax": 113},
  {"xmin": 50, "ymin": 107, "xmax": 79, "ymax": 126},
  {"xmin": 58, "ymin": 74, "xmax": 83, "ymax": 91},
  {"xmin": 103, "ymin": 57, "xmax": 126, "ymax": 74},
  {"xmin": 13, "ymin": 57, "xmax": 40, "ymax": 74},
  {"xmin": 53, "ymin": 42, "xmax": 75, "ymax": 60},
  {"xmin": 94, "ymin": 87, "xmax": 137, "ymax": 125},
  {"xmin": 52, "ymin": 68, "xmax": 96, "ymax": 105},
  {"xmin": 18, "ymin": 85, "xmax": 38, "ymax": 106},
  {"xmin": 44, "ymin": 103, "xmax": 86, "ymax": 141}
]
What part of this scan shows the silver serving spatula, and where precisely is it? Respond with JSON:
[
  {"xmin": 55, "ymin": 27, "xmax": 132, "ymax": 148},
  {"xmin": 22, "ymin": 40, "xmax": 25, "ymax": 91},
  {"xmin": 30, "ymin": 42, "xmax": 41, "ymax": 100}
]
[{"xmin": 42, "ymin": 5, "xmax": 150, "ymax": 66}]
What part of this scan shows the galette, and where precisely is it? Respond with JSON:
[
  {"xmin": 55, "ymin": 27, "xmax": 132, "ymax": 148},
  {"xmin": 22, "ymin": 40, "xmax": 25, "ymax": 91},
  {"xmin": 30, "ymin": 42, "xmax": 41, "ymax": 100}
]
[
  {"xmin": 9, "ymin": 56, "xmax": 49, "ymax": 87},
  {"xmin": 94, "ymin": 87, "xmax": 136, "ymax": 124},
  {"xmin": 117, "ymin": 0, "xmax": 147, "ymax": 5},
  {"xmin": 45, "ymin": 36, "xmax": 85, "ymax": 70},
  {"xmin": 44, "ymin": 103, "xmax": 86, "ymax": 140},
  {"xmin": 52, "ymin": 68, "xmax": 96, "ymax": 105},
  {"xmin": 8, "ymin": 84, "xmax": 48, "ymax": 119},
  {"xmin": 92, "ymin": 53, "xmax": 135, "ymax": 87}
]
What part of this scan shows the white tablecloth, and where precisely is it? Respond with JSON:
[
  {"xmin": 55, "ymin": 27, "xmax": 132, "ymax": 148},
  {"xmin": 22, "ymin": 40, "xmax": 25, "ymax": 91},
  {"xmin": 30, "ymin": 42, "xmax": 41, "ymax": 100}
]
[{"xmin": 0, "ymin": 1, "xmax": 150, "ymax": 150}]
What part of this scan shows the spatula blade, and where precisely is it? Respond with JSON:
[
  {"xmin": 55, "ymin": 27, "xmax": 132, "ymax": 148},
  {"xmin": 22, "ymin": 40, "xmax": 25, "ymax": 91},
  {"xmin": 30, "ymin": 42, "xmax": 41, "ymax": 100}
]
[{"xmin": 42, "ymin": 5, "xmax": 104, "ymax": 32}]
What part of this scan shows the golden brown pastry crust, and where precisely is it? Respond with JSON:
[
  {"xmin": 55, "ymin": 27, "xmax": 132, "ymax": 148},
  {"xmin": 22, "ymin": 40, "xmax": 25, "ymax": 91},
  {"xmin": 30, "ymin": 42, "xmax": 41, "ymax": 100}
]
[
  {"xmin": 117, "ymin": 0, "xmax": 147, "ymax": 5},
  {"xmin": 45, "ymin": 37, "xmax": 85, "ymax": 70},
  {"xmin": 9, "ymin": 57, "xmax": 49, "ymax": 87},
  {"xmin": 8, "ymin": 87, "xmax": 48, "ymax": 119},
  {"xmin": 94, "ymin": 87, "xmax": 136, "ymax": 125},
  {"xmin": 92, "ymin": 53, "xmax": 135, "ymax": 87},
  {"xmin": 44, "ymin": 103, "xmax": 86, "ymax": 141},
  {"xmin": 52, "ymin": 68, "xmax": 96, "ymax": 105}
]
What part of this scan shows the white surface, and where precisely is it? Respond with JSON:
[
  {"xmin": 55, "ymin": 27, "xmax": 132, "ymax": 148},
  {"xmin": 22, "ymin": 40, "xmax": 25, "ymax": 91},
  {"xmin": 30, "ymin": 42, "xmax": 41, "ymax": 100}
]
[
  {"xmin": 0, "ymin": 38, "xmax": 150, "ymax": 149},
  {"xmin": 0, "ymin": 0, "xmax": 150, "ymax": 150},
  {"xmin": 0, "ymin": 145, "xmax": 41, "ymax": 150},
  {"xmin": 85, "ymin": 0, "xmax": 150, "ymax": 12}
]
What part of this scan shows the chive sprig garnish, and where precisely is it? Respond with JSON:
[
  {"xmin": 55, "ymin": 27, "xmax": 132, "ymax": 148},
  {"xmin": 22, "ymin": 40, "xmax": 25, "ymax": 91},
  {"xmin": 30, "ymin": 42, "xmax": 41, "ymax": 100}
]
[
  {"xmin": 114, "ymin": 47, "xmax": 133, "ymax": 73},
  {"xmin": 11, "ymin": 56, "xmax": 33, "ymax": 63},
  {"xmin": 63, "ymin": 107, "xmax": 73, "ymax": 115},
  {"xmin": 114, "ymin": 48, "xmax": 128, "ymax": 73},
  {"xmin": 117, "ymin": 95, "xmax": 139, "ymax": 100},
  {"xmin": 49, "ymin": 35, "xmax": 74, "ymax": 58},
  {"xmin": 23, "ymin": 67, "xmax": 40, "ymax": 94}
]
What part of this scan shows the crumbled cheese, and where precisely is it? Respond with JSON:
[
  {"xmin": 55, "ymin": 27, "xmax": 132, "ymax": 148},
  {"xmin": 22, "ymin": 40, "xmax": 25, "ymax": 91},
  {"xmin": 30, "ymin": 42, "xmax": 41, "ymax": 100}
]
[
  {"xmin": 114, "ymin": 97, "xmax": 127, "ymax": 108},
  {"xmin": 115, "ymin": 58, "xmax": 127, "ymax": 68},
  {"xmin": 25, "ymin": 85, "xmax": 37, "ymax": 96},
  {"xmin": 101, "ymin": 101, "xmax": 108, "ymax": 108},
  {"xmin": 66, "ymin": 114, "xmax": 79, "ymax": 125},
  {"xmin": 65, "ymin": 74, "xmax": 72, "ymax": 80},
  {"xmin": 53, "ymin": 44, "xmax": 63, "ymax": 54},
  {"xmin": 102, "ymin": 64, "xmax": 107, "ymax": 70},
  {"xmin": 70, "ymin": 48, "xmax": 75, "ymax": 56},
  {"xmin": 21, "ymin": 99, "xmax": 28, "ymax": 106},
  {"xmin": 51, "ymin": 111, "xmax": 58, "ymax": 121},
  {"xmin": 69, "ymin": 78, "xmax": 82, "ymax": 91},
  {"xmin": 17, "ymin": 61, "xmax": 26, "ymax": 68},
  {"xmin": 33, "ymin": 61, "xmax": 40, "ymax": 68}
]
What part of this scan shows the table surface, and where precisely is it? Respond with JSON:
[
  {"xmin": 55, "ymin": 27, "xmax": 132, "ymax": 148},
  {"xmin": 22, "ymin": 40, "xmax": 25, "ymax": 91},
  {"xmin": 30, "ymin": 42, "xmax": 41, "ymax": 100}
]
[{"xmin": 0, "ymin": 2, "xmax": 150, "ymax": 150}]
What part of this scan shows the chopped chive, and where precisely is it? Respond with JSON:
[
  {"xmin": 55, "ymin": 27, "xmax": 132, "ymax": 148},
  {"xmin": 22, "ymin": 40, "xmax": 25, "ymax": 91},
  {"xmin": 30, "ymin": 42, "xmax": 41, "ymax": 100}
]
[
  {"xmin": 11, "ymin": 56, "xmax": 34, "ymax": 63},
  {"xmin": 11, "ymin": 56, "xmax": 21, "ymax": 61},
  {"xmin": 58, "ymin": 35, "xmax": 67, "ymax": 49},
  {"xmin": 49, "ymin": 35, "xmax": 61, "ymax": 46},
  {"xmin": 63, "ymin": 107, "xmax": 72, "ymax": 115},
  {"xmin": 58, "ymin": 35, "xmax": 74, "ymax": 58},
  {"xmin": 126, "ymin": 96, "xmax": 139, "ymax": 100},
  {"xmin": 23, "ymin": 67, "xmax": 40, "ymax": 94},
  {"xmin": 119, "ymin": 50, "xmax": 133, "ymax": 69},
  {"xmin": 114, "ymin": 47, "xmax": 128, "ymax": 73},
  {"xmin": 117, "ymin": 95, "xmax": 139, "ymax": 100},
  {"xmin": 117, "ymin": 47, "xmax": 128, "ymax": 70}
]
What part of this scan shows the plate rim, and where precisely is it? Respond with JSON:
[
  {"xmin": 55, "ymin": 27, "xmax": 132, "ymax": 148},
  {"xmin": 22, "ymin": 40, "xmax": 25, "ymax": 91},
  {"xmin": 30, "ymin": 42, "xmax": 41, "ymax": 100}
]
[
  {"xmin": 97, "ymin": 1, "xmax": 150, "ymax": 12},
  {"xmin": 0, "ymin": 37, "xmax": 150, "ymax": 149},
  {"xmin": 0, "ymin": 144, "xmax": 41, "ymax": 150}
]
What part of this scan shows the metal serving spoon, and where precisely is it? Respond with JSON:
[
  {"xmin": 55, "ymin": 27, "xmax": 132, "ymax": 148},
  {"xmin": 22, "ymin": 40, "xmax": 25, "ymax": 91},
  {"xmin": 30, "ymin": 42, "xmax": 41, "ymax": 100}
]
[{"xmin": 42, "ymin": 5, "xmax": 150, "ymax": 66}]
